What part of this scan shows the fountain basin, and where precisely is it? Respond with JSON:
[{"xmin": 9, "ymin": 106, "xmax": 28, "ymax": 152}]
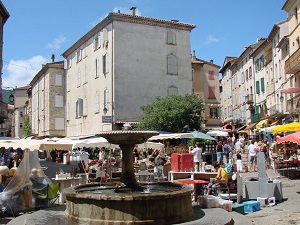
[{"xmin": 65, "ymin": 182, "xmax": 193, "ymax": 225}]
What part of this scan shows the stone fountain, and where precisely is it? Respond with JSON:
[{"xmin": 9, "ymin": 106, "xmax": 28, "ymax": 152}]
[{"xmin": 64, "ymin": 125, "xmax": 193, "ymax": 224}]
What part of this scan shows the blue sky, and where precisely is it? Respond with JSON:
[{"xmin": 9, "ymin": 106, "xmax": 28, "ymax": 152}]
[{"xmin": 1, "ymin": 0, "xmax": 287, "ymax": 88}]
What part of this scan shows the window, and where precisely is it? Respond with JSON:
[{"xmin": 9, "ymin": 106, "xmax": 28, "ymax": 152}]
[
  {"xmin": 208, "ymin": 86, "xmax": 216, "ymax": 99},
  {"xmin": 208, "ymin": 71, "xmax": 214, "ymax": 80},
  {"xmin": 103, "ymin": 54, "xmax": 109, "ymax": 75},
  {"xmin": 20, "ymin": 123, "xmax": 23, "ymax": 128},
  {"xmin": 249, "ymin": 66, "xmax": 252, "ymax": 79},
  {"xmin": 55, "ymin": 118, "xmax": 64, "ymax": 130},
  {"xmin": 83, "ymin": 97, "xmax": 87, "ymax": 116},
  {"xmin": 55, "ymin": 95, "xmax": 64, "ymax": 108},
  {"xmin": 192, "ymin": 69, "xmax": 194, "ymax": 81},
  {"xmin": 166, "ymin": 30, "xmax": 176, "ymax": 45},
  {"xmin": 77, "ymin": 69, "xmax": 81, "ymax": 87},
  {"xmin": 261, "ymin": 77, "xmax": 265, "ymax": 92},
  {"xmin": 245, "ymin": 69, "xmax": 248, "ymax": 80},
  {"xmin": 76, "ymin": 98, "xmax": 83, "ymax": 117},
  {"xmin": 256, "ymin": 80, "xmax": 260, "ymax": 94},
  {"xmin": 83, "ymin": 44, "xmax": 88, "ymax": 58},
  {"xmin": 167, "ymin": 86, "xmax": 178, "ymax": 95},
  {"xmin": 55, "ymin": 74, "xmax": 62, "ymax": 86},
  {"xmin": 94, "ymin": 35, "xmax": 99, "ymax": 51},
  {"xmin": 76, "ymin": 49, "xmax": 82, "ymax": 63},
  {"xmin": 167, "ymin": 54, "xmax": 178, "ymax": 75},
  {"xmin": 41, "ymin": 97, "xmax": 44, "ymax": 111},
  {"xmin": 94, "ymin": 92, "xmax": 99, "ymax": 113},
  {"xmin": 67, "ymin": 74, "xmax": 71, "ymax": 92},
  {"xmin": 94, "ymin": 58, "xmax": 99, "ymax": 78},
  {"xmin": 20, "ymin": 112, "xmax": 23, "ymax": 117},
  {"xmin": 210, "ymin": 108, "xmax": 218, "ymax": 118},
  {"xmin": 83, "ymin": 64, "xmax": 88, "ymax": 84}
]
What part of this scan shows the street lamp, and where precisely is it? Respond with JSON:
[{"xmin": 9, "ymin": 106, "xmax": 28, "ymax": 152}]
[
  {"xmin": 9, "ymin": 93, "xmax": 14, "ymax": 104},
  {"xmin": 103, "ymin": 101, "xmax": 113, "ymax": 114},
  {"xmin": 280, "ymin": 94, "xmax": 284, "ymax": 113}
]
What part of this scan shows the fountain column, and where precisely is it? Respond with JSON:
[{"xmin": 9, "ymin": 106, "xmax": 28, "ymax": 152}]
[{"xmin": 119, "ymin": 143, "xmax": 138, "ymax": 188}]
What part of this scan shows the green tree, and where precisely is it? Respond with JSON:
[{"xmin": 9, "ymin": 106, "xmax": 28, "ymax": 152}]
[
  {"xmin": 137, "ymin": 94, "xmax": 204, "ymax": 133},
  {"xmin": 23, "ymin": 115, "xmax": 31, "ymax": 138}
]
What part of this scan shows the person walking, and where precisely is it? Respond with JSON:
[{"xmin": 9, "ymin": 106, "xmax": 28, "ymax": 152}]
[
  {"xmin": 223, "ymin": 140, "xmax": 231, "ymax": 164},
  {"xmin": 191, "ymin": 142, "xmax": 202, "ymax": 172},
  {"xmin": 216, "ymin": 141, "xmax": 224, "ymax": 165},
  {"xmin": 236, "ymin": 150, "xmax": 243, "ymax": 172},
  {"xmin": 248, "ymin": 140, "xmax": 258, "ymax": 172}
]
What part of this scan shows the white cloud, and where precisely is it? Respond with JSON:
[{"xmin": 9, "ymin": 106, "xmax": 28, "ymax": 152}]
[
  {"xmin": 2, "ymin": 55, "xmax": 48, "ymax": 88},
  {"xmin": 46, "ymin": 35, "xmax": 66, "ymax": 52},
  {"xmin": 203, "ymin": 34, "xmax": 220, "ymax": 44}
]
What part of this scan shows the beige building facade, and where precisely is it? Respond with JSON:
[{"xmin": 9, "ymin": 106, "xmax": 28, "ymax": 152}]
[
  {"xmin": 29, "ymin": 59, "xmax": 65, "ymax": 137},
  {"xmin": 191, "ymin": 51, "xmax": 221, "ymax": 130},
  {"xmin": 62, "ymin": 8, "xmax": 195, "ymax": 137}
]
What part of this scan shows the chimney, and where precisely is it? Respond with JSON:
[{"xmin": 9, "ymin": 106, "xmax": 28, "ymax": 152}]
[
  {"xmin": 130, "ymin": 7, "xmax": 136, "ymax": 16},
  {"xmin": 51, "ymin": 54, "xmax": 55, "ymax": 63},
  {"xmin": 210, "ymin": 60, "xmax": 214, "ymax": 64},
  {"xmin": 117, "ymin": 10, "xmax": 120, "ymax": 13},
  {"xmin": 192, "ymin": 50, "xmax": 196, "ymax": 60}
]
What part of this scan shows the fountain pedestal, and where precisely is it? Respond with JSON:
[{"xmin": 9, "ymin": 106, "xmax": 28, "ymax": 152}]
[{"xmin": 65, "ymin": 128, "xmax": 194, "ymax": 224}]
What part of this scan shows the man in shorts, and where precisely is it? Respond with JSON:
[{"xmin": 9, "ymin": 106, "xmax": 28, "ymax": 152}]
[{"xmin": 248, "ymin": 140, "xmax": 258, "ymax": 172}]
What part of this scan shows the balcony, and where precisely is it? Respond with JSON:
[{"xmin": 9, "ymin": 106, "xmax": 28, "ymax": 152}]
[
  {"xmin": 251, "ymin": 113, "xmax": 260, "ymax": 123},
  {"xmin": 285, "ymin": 48, "xmax": 300, "ymax": 74},
  {"xmin": 245, "ymin": 94, "xmax": 254, "ymax": 104},
  {"xmin": 287, "ymin": 93, "xmax": 300, "ymax": 113},
  {"xmin": 269, "ymin": 104, "xmax": 281, "ymax": 116}
]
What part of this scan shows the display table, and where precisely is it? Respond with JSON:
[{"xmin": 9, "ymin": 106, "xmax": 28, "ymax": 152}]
[
  {"xmin": 176, "ymin": 179, "xmax": 209, "ymax": 201},
  {"xmin": 277, "ymin": 160, "xmax": 300, "ymax": 179},
  {"xmin": 53, "ymin": 177, "xmax": 82, "ymax": 203},
  {"xmin": 168, "ymin": 171, "xmax": 217, "ymax": 182}
]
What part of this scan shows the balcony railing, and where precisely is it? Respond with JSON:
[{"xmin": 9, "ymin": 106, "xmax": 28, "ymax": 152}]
[
  {"xmin": 245, "ymin": 94, "xmax": 254, "ymax": 103},
  {"xmin": 269, "ymin": 104, "xmax": 281, "ymax": 116},
  {"xmin": 251, "ymin": 113, "xmax": 260, "ymax": 123},
  {"xmin": 285, "ymin": 48, "xmax": 300, "ymax": 74},
  {"xmin": 287, "ymin": 93, "xmax": 300, "ymax": 112}
]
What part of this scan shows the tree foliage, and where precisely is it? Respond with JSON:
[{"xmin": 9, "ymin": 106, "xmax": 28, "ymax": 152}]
[
  {"xmin": 23, "ymin": 115, "xmax": 31, "ymax": 138},
  {"xmin": 137, "ymin": 94, "xmax": 204, "ymax": 133}
]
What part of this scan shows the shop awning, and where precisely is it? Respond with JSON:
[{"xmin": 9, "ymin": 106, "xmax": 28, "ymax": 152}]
[
  {"xmin": 281, "ymin": 87, "xmax": 300, "ymax": 94},
  {"xmin": 255, "ymin": 119, "xmax": 272, "ymax": 130},
  {"xmin": 245, "ymin": 123, "xmax": 257, "ymax": 130},
  {"xmin": 272, "ymin": 122, "xmax": 300, "ymax": 134}
]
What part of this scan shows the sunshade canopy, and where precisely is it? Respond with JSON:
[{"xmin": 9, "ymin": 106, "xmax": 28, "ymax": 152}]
[
  {"xmin": 190, "ymin": 131, "xmax": 216, "ymax": 141},
  {"xmin": 272, "ymin": 122, "xmax": 300, "ymax": 134},
  {"xmin": 276, "ymin": 131, "xmax": 300, "ymax": 145}
]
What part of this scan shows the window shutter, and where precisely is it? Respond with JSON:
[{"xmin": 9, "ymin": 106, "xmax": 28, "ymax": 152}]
[
  {"xmin": 94, "ymin": 93, "xmax": 99, "ymax": 113},
  {"xmin": 106, "ymin": 53, "xmax": 109, "ymax": 73},
  {"xmin": 261, "ymin": 77, "xmax": 265, "ymax": 92},
  {"xmin": 94, "ymin": 58, "xmax": 98, "ymax": 78},
  {"xmin": 83, "ymin": 98, "xmax": 87, "ymax": 116},
  {"xmin": 75, "ymin": 52, "xmax": 78, "ymax": 63},
  {"xmin": 98, "ymin": 33, "xmax": 102, "ymax": 48},
  {"xmin": 78, "ymin": 98, "xmax": 83, "ymax": 117},
  {"xmin": 64, "ymin": 59, "xmax": 67, "ymax": 69},
  {"xmin": 256, "ymin": 81, "xmax": 260, "ymax": 94}
]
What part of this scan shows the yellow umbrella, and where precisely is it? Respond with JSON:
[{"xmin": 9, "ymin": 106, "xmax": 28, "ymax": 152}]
[{"xmin": 272, "ymin": 122, "xmax": 300, "ymax": 134}]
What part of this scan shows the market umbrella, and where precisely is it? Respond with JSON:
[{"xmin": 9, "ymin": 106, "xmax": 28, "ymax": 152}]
[
  {"xmin": 276, "ymin": 131, "xmax": 300, "ymax": 145},
  {"xmin": 206, "ymin": 130, "xmax": 228, "ymax": 137},
  {"xmin": 272, "ymin": 122, "xmax": 300, "ymax": 134},
  {"xmin": 190, "ymin": 131, "xmax": 217, "ymax": 141}
]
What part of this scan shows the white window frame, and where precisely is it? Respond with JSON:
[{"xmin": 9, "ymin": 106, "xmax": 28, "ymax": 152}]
[{"xmin": 55, "ymin": 95, "xmax": 64, "ymax": 108}]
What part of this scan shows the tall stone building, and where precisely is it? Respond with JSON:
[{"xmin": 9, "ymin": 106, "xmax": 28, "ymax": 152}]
[{"xmin": 62, "ymin": 7, "xmax": 195, "ymax": 137}]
